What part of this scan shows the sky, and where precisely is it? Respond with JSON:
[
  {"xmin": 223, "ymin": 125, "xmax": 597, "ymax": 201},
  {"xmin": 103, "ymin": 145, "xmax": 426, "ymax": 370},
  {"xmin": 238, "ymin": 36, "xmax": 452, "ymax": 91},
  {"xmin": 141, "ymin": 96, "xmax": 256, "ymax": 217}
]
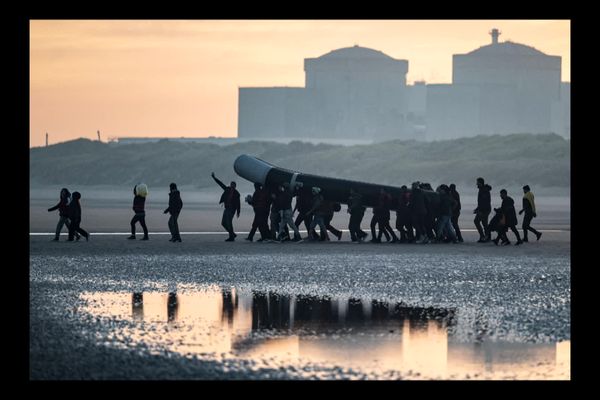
[{"xmin": 30, "ymin": 20, "xmax": 570, "ymax": 147}]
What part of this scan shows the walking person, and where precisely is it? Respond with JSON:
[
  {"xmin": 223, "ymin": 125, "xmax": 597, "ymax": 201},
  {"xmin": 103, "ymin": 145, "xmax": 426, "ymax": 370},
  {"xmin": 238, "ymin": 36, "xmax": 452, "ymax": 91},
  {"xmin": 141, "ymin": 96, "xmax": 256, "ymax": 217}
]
[
  {"xmin": 410, "ymin": 182, "xmax": 428, "ymax": 244},
  {"xmin": 449, "ymin": 184, "xmax": 464, "ymax": 242},
  {"xmin": 293, "ymin": 186, "xmax": 313, "ymax": 238},
  {"xmin": 348, "ymin": 188, "xmax": 368, "ymax": 242},
  {"xmin": 474, "ymin": 177, "xmax": 492, "ymax": 243},
  {"xmin": 67, "ymin": 191, "xmax": 89, "ymax": 241},
  {"xmin": 275, "ymin": 184, "xmax": 302, "ymax": 242},
  {"xmin": 435, "ymin": 185, "xmax": 457, "ymax": 243},
  {"xmin": 396, "ymin": 186, "xmax": 414, "ymax": 243},
  {"xmin": 211, "ymin": 172, "xmax": 240, "ymax": 241},
  {"xmin": 323, "ymin": 200, "xmax": 343, "ymax": 240},
  {"xmin": 128, "ymin": 184, "xmax": 149, "ymax": 240},
  {"xmin": 47, "ymin": 187, "xmax": 79, "ymax": 241},
  {"xmin": 164, "ymin": 183, "xmax": 183, "ymax": 242},
  {"xmin": 496, "ymin": 189, "xmax": 523, "ymax": 246},
  {"xmin": 246, "ymin": 183, "xmax": 271, "ymax": 242},
  {"xmin": 306, "ymin": 187, "xmax": 328, "ymax": 241},
  {"xmin": 519, "ymin": 185, "xmax": 542, "ymax": 242}
]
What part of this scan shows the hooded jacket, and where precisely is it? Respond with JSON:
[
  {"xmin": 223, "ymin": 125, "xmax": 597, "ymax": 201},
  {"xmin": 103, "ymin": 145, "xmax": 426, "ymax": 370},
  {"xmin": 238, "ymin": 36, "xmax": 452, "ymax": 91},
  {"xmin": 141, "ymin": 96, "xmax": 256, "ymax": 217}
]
[
  {"xmin": 500, "ymin": 196, "xmax": 518, "ymax": 227},
  {"xmin": 68, "ymin": 192, "xmax": 82, "ymax": 221},
  {"xmin": 213, "ymin": 176, "xmax": 240, "ymax": 213},
  {"xmin": 523, "ymin": 191, "xmax": 536, "ymax": 215},
  {"xmin": 476, "ymin": 184, "xmax": 492, "ymax": 214},
  {"xmin": 165, "ymin": 190, "xmax": 183, "ymax": 215},
  {"xmin": 48, "ymin": 189, "xmax": 71, "ymax": 217}
]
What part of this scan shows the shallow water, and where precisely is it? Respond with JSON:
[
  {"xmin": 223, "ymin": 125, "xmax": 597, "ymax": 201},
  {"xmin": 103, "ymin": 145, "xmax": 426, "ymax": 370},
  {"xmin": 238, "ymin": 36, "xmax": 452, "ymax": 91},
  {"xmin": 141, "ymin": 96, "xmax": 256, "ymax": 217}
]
[{"xmin": 79, "ymin": 286, "xmax": 570, "ymax": 380}]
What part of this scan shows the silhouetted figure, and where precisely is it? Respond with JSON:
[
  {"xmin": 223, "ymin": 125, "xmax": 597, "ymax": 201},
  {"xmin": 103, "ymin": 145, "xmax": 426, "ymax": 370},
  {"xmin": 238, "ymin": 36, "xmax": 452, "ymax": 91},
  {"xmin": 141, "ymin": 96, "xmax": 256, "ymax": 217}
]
[
  {"xmin": 348, "ymin": 188, "xmax": 368, "ymax": 242},
  {"xmin": 474, "ymin": 177, "xmax": 492, "ymax": 242},
  {"xmin": 519, "ymin": 185, "xmax": 542, "ymax": 242},
  {"xmin": 47, "ymin": 188, "xmax": 79, "ymax": 241},
  {"xmin": 421, "ymin": 183, "xmax": 439, "ymax": 241},
  {"xmin": 435, "ymin": 185, "xmax": 457, "ymax": 243},
  {"xmin": 449, "ymin": 184, "xmax": 464, "ymax": 242},
  {"xmin": 211, "ymin": 172, "xmax": 240, "ymax": 241},
  {"xmin": 495, "ymin": 189, "xmax": 523, "ymax": 246},
  {"xmin": 132, "ymin": 292, "xmax": 144, "ymax": 321},
  {"xmin": 488, "ymin": 208, "xmax": 506, "ymax": 244},
  {"xmin": 293, "ymin": 186, "xmax": 313, "ymax": 238},
  {"xmin": 370, "ymin": 207, "xmax": 388, "ymax": 243},
  {"xmin": 164, "ymin": 183, "xmax": 183, "ymax": 242},
  {"xmin": 396, "ymin": 186, "xmax": 414, "ymax": 243},
  {"xmin": 275, "ymin": 183, "xmax": 302, "ymax": 241},
  {"xmin": 410, "ymin": 182, "xmax": 428, "ymax": 243},
  {"xmin": 376, "ymin": 189, "xmax": 398, "ymax": 242},
  {"xmin": 246, "ymin": 183, "xmax": 271, "ymax": 241},
  {"xmin": 306, "ymin": 187, "xmax": 329, "ymax": 241},
  {"xmin": 67, "ymin": 191, "xmax": 89, "ymax": 241},
  {"xmin": 323, "ymin": 200, "xmax": 343, "ymax": 241},
  {"xmin": 128, "ymin": 184, "xmax": 149, "ymax": 240}
]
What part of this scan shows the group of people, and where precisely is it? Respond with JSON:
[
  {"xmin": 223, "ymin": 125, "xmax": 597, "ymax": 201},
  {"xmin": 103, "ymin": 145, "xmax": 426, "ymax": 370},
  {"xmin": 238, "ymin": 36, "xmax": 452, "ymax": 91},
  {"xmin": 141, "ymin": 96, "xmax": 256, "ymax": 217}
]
[{"xmin": 47, "ymin": 174, "xmax": 542, "ymax": 246}]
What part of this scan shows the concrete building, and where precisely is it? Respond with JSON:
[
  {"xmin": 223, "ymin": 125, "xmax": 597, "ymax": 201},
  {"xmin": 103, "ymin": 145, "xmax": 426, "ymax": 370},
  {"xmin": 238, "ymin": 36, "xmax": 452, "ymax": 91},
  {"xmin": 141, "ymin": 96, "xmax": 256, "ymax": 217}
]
[
  {"xmin": 426, "ymin": 29, "xmax": 569, "ymax": 140},
  {"xmin": 238, "ymin": 45, "xmax": 413, "ymax": 143}
]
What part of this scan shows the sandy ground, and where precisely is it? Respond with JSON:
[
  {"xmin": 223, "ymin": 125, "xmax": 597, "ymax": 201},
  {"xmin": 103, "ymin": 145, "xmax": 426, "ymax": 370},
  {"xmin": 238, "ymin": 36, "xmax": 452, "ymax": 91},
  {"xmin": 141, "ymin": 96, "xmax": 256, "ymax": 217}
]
[
  {"xmin": 29, "ymin": 186, "xmax": 571, "ymax": 380},
  {"xmin": 30, "ymin": 185, "xmax": 570, "ymax": 233}
]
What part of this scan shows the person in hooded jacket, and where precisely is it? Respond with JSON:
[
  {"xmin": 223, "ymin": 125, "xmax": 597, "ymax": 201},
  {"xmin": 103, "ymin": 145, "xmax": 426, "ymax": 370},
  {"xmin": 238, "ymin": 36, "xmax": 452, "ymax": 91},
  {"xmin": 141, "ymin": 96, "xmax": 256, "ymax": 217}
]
[
  {"xmin": 246, "ymin": 182, "xmax": 272, "ymax": 242},
  {"xmin": 164, "ymin": 183, "xmax": 183, "ymax": 242},
  {"xmin": 449, "ymin": 184, "xmax": 464, "ymax": 242},
  {"xmin": 48, "ymin": 187, "xmax": 79, "ymax": 241},
  {"xmin": 348, "ymin": 188, "xmax": 368, "ymax": 242},
  {"xmin": 495, "ymin": 189, "xmax": 523, "ymax": 246},
  {"xmin": 67, "ymin": 191, "xmax": 89, "ymax": 241},
  {"xmin": 519, "ymin": 185, "xmax": 542, "ymax": 242},
  {"xmin": 410, "ymin": 181, "xmax": 428, "ymax": 243},
  {"xmin": 474, "ymin": 177, "xmax": 492, "ymax": 243},
  {"xmin": 211, "ymin": 172, "xmax": 241, "ymax": 241},
  {"xmin": 128, "ymin": 184, "xmax": 149, "ymax": 240},
  {"xmin": 293, "ymin": 186, "xmax": 313, "ymax": 238}
]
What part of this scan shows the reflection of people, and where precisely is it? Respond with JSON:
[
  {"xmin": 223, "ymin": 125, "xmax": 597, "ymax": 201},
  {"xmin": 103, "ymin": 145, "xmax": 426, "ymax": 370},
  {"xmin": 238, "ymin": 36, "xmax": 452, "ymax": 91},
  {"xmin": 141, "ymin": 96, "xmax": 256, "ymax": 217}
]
[
  {"xmin": 167, "ymin": 292, "xmax": 178, "ymax": 323},
  {"xmin": 211, "ymin": 172, "xmax": 240, "ymax": 241},
  {"xmin": 519, "ymin": 185, "xmax": 542, "ymax": 242},
  {"xmin": 132, "ymin": 292, "xmax": 144, "ymax": 321},
  {"xmin": 128, "ymin": 184, "xmax": 149, "ymax": 240},
  {"xmin": 164, "ymin": 183, "xmax": 183, "ymax": 242}
]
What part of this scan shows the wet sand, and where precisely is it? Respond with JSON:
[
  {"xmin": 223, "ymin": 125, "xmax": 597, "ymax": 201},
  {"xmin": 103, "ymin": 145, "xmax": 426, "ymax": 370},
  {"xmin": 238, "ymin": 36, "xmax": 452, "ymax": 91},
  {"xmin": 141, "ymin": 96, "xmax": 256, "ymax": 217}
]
[{"xmin": 30, "ymin": 187, "xmax": 570, "ymax": 380}]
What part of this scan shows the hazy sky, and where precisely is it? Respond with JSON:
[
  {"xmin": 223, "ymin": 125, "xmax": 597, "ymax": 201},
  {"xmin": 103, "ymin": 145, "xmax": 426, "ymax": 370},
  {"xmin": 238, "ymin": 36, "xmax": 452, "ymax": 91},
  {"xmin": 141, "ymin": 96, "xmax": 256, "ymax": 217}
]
[{"xmin": 30, "ymin": 20, "xmax": 570, "ymax": 147}]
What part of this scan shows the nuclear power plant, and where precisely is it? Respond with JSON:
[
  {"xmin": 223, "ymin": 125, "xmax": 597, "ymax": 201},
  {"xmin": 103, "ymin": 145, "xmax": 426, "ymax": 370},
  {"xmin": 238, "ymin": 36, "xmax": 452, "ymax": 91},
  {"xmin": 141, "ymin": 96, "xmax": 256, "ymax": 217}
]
[{"xmin": 238, "ymin": 29, "xmax": 570, "ymax": 142}]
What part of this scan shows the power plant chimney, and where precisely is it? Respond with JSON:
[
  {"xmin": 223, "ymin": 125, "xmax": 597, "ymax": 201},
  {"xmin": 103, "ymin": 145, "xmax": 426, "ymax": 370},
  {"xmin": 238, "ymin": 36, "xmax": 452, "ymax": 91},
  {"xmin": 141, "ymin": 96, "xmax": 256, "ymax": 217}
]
[
  {"xmin": 490, "ymin": 28, "xmax": 501, "ymax": 44},
  {"xmin": 46, "ymin": 132, "xmax": 48, "ymax": 147},
  {"xmin": 97, "ymin": 130, "xmax": 101, "ymax": 142}
]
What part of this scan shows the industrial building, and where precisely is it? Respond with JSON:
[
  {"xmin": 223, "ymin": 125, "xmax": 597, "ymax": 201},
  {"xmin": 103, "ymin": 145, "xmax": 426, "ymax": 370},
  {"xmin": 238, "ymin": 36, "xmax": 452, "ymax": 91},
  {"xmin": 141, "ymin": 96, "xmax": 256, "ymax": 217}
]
[{"xmin": 238, "ymin": 30, "xmax": 570, "ymax": 143}]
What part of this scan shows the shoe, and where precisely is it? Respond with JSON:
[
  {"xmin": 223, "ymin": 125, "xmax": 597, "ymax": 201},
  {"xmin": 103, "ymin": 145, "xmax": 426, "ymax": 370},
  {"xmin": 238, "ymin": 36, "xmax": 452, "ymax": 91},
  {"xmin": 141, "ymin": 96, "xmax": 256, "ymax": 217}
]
[
  {"xmin": 245, "ymin": 237, "xmax": 253, "ymax": 242},
  {"xmin": 370, "ymin": 239, "xmax": 381, "ymax": 243},
  {"xmin": 536, "ymin": 232, "xmax": 542, "ymax": 241},
  {"xmin": 523, "ymin": 237, "xmax": 529, "ymax": 242},
  {"xmin": 141, "ymin": 236, "xmax": 149, "ymax": 241},
  {"xmin": 169, "ymin": 237, "xmax": 175, "ymax": 242},
  {"xmin": 51, "ymin": 237, "xmax": 59, "ymax": 242},
  {"xmin": 233, "ymin": 233, "xmax": 237, "ymax": 238},
  {"xmin": 225, "ymin": 237, "xmax": 235, "ymax": 242},
  {"xmin": 493, "ymin": 238, "xmax": 499, "ymax": 245},
  {"xmin": 173, "ymin": 238, "xmax": 182, "ymax": 242},
  {"xmin": 76, "ymin": 236, "xmax": 81, "ymax": 241},
  {"xmin": 127, "ymin": 235, "xmax": 136, "ymax": 240},
  {"xmin": 336, "ymin": 232, "xmax": 342, "ymax": 241},
  {"xmin": 515, "ymin": 240, "xmax": 523, "ymax": 246},
  {"xmin": 477, "ymin": 238, "xmax": 485, "ymax": 243},
  {"xmin": 501, "ymin": 240, "xmax": 511, "ymax": 246},
  {"xmin": 458, "ymin": 238, "xmax": 464, "ymax": 243},
  {"xmin": 256, "ymin": 238, "xmax": 264, "ymax": 242}
]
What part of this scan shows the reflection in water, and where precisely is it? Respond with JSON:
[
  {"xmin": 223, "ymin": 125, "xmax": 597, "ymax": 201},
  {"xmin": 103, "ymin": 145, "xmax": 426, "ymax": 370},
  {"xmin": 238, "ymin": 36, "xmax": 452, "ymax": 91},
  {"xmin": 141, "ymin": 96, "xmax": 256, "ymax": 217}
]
[{"xmin": 81, "ymin": 287, "xmax": 569, "ymax": 380}]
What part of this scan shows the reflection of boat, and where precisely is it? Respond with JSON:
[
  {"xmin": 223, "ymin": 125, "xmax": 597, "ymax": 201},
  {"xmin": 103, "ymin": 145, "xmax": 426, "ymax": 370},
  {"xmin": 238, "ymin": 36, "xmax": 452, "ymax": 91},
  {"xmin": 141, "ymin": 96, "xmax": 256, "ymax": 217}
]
[{"xmin": 234, "ymin": 154, "xmax": 440, "ymax": 210}]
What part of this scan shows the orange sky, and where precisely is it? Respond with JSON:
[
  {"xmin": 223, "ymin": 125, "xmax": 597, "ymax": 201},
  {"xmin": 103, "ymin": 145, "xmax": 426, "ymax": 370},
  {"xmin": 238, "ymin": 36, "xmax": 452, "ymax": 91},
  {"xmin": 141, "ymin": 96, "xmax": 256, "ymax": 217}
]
[{"xmin": 30, "ymin": 20, "xmax": 570, "ymax": 148}]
